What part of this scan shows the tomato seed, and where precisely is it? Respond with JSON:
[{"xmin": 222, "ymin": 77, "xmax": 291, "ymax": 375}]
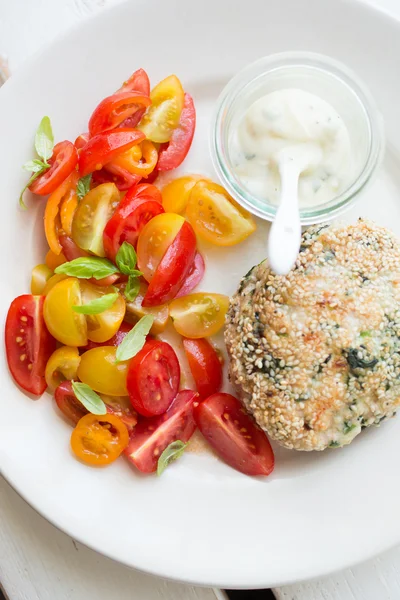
[{"xmin": 20, "ymin": 354, "xmax": 26, "ymax": 361}]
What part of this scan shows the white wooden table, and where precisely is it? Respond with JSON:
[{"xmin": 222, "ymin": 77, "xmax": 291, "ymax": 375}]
[{"xmin": 1, "ymin": 1, "xmax": 400, "ymax": 599}]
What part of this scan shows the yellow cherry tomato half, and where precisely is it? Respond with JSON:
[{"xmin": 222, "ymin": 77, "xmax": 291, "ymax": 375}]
[
  {"xmin": 79, "ymin": 281, "xmax": 126, "ymax": 343},
  {"xmin": 169, "ymin": 293, "xmax": 230, "ymax": 338},
  {"xmin": 71, "ymin": 413, "xmax": 129, "ymax": 466},
  {"xmin": 137, "ymin": 212, "xmax": 185, "ymax": 282},
  {"xmin": 43, "ymin": 273, "xmax": 68, "ymax": 296},
  {"xmin": 45, "ymin": 346, "xmax": 81, "ymax": 391},
  {"xmin": 78, "ymin": 346, "xmax": 129, "ymax": 396},
  {"xmin": 44, "ymin": 277, "xmax": 88, "ymax": 346},
  {"xmin": 186, "ymin": 180, "xmax": 256, "ymax": 246},
  {"xmin": 161, "ymin": 175, "xmax": 202, "ymax": 214},
  {"xmin": 31, "ymin": 264, "xmax": 53, "ymax": 295},
  {"xmin": 112, "ymin": 140, "xmax": 158, "ymax": 176},
  {"xmin": 123, "ymin": 280, "xmax": 169, "ymax": 334},
  {"xmin": 71, "ymin": 183, "xmax": 120, "ymax": 256},
  {"xmin": 45, "ymin": 249, "xmax": 67, "ymax": 271},
  {"xmin": 138, "ymin": 75, "xmax": 185, "ymax": 143}
]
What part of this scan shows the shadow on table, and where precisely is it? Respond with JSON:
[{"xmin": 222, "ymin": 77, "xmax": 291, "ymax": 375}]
[{"xmin": 225, "ymin": 591, "xmax": 276, "ymax": 599}]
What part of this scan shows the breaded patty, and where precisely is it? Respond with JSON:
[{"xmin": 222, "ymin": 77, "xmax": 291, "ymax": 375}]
[{"xmin": 225, "ymin": 220, "xmax": 400, "ymax": 451}]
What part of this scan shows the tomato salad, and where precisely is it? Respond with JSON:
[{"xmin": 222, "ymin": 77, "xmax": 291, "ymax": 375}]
[{"xmin": 6, "ymin": 67, "xmax": 275, "ymax": 477}]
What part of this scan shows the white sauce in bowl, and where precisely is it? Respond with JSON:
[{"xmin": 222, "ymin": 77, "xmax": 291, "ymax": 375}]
[{"xmin": 231, "ymin": 88, "xmax": 354, "ymax": 208}]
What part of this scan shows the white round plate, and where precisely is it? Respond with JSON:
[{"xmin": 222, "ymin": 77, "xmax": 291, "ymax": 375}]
[{"xmin": 1, "ymin": 0, "xmax": 400, "ymax": 589}]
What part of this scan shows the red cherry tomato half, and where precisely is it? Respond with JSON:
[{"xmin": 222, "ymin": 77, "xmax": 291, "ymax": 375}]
[
  {"xmin": 89, "ymin": 91, "xmax": 151, "ymax": 137},
  {"xmin": 124, "ymin": 389, "xmax": 198, "ymax": 473},
  {"xmin": 194, "ymin": 393, "xmax": 275, "ymax": 476},
  {"xmin": 29, "ymin": 141, "xmax": 78, "ymax": 196},
  {"xmin": 118, "ymin": 68, "xmax": 150, "ymax": 95},
  {"xmin": 126, "ymin": 182, "xmax": 162, "ymax": 204},
  {"xmin": 183, "ymin": 338, "xmax": 222, "ymax": 399},
  {"xmin": 175, "ymin": 251, "xmax": 205, "ymax": 298},
  {"xmin": 74, "ymin": 133, "xmax": 89, "ymax": 150},
  {"xmin": 93, "ymin": 163, "xmax": 142, "ymax": 191},
  {"xmin": 157, "ymin": 93, "xmax": 196, "ymax": 171},
  {"xmin": 79, "ymin": 129, "xmax": 145, "ymax": 177},
  {"xmin": 83, "ymin": 321, "xmax": 132, "ymax": 351},
  {"xmin": 55, "ymin": 380, "xmax": 89, "ymax": 424},
  {"xmin": 127, "ymin": 340, "xmax": 180, "ymax": 417},
  {"xmin": 5, "ymin": 295, "xmax": 56, "ymax": 396},
  {"xmin": 103, "ymin": 193, "xmax": 164, "ymax": 261},
  {"xmin": 142, "ymin": 221, "xmax": 197, "ymax": 307}
]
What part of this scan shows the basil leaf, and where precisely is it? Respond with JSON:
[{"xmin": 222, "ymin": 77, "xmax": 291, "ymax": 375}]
[
  {"xmin": 72, "ymin": 381, "xmax": 107, "ymax": 415},
  {"xmin": 116, "ymin": 314, "xmax": 154, "ymax": 362},
  {"xmin": 115, "ymin": 242, "xmax": 137, "ymax": 275},
  {"xmin": 19, "ymin": 169, "xmax": 46, "ymax": 209},
  {"xmin": 157, "ymin": 440, "xmax": 188, "ymax": 476},
  {"xmin": 23, "ymin": 159, "xmax": 47, "ymax": 173},
  {"xmin": 55, "ymin": 257, "xmax": 119, "ymax": 280},
  {"xmin": 72, "ymin": 292, "xmax": 118, "ymax": 315},
  {"xmin": 124, "ymin": 275, "xmax": 140, "ymax": 302},
  {"xmin": 35, "ymin": 116, "xmax": 54, "ymax": 163},
  {"xmin": 77, "ymin": 174, "xmax": 92, "ymax": 200}
]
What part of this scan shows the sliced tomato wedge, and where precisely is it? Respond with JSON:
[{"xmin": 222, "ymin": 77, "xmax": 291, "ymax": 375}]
[
  {"xmin": 89, "ymin": 91, "xmax": 151, "ymax": 137},
  {"xmin": 183, "ymin": 339, "xmax": 222, "ymax": 399},
  {"xmin": 157, "ymin": 93, "xmax": 196, "ymax": 171},
  {"xmin": 127, "ymin": 340, "xmax": 180, "ymax": 417},
  {"xmin": 29, "ymin": 141, "xmax": 78, "ymax": 196},
  {"xmin": 103, "ymin": 192, "xmax": 164, "ymax": 261},
  {"xmin": 176, "ymin": 251, "xmax": 205, "ymax": 298},
  {"xmin": 125, "ymin": 389, "xmax": 198, "ymax": 473},
  {"xmin": 44, "ymin": 171, "xmax": 79, "ymax": 255},
  {"xmin": 118, "ymin": 68, "xmax": 150, "ymax": 95},
  {"xmin": 194, "ymin": 393, "xmax": 275, "ymax": 476},
  {"xmin": 93, "ymin": 163, "xmax": 142, "ymax": 191},
  {"xmin": 55, "ymin": 381, "xmax": 89, "ymax": 424},
  {"xmin": 5, "ymin": 295, "xmax": 56, "ymax": 396},
  {"xmin": 127, "ymin": 182, "xmax": 162, "ymax": 204},
  {"xmin": 142, "ymin": 221, "xmax": 197, "ymax": 307},
  {"xmin": 74, "ymin": 133, "xmax": 89, "ymax": 150},
  {"xmin": 79, "ymin": 129, "xmax": 145, "ymax": 177}
]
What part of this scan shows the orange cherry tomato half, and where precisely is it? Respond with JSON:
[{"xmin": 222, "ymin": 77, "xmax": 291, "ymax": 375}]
[
  {"xmin": 169, "ymin": 292, "xmax": 230, "ymax": 338},
  {"xmin": 127, "ymin": 340, "xmax": 180, "ymax": 417},
  {"xmin": 79, "ymin": 129, "xmax": 145, "ymax": 177},
  {"xmin": 186, "ymin": 180, "xmax": 257, "ymax": 246},
  {"xmin": 71, "ymin": 413, "xmax": 129, "ymax": 466},
  {"xmin": 183, "ymin": 338, "xmax": 222, "ymax": 399},
  {"xmin": 111, "ymin": 139, "xmax": 158, "ymax": 177},
  {"xmin": 103, "ymin": 190, "xmax": 164, "ymax": 261},
  {"xmin": 45, "ymin": 249, "xmax": 66, "ymax": 271},
  {"xmin": 125, "ymin": 389, "xmax": 198, "ymax": 473},
  {"xmin": 5, "ymin": 295, "xmax": 56, "ymax": 396},
  {"xmin": 161, "ymin": 174, "xmax": 202, "ymax": 214},
  {"xmin": 142, "ymin": 220, "xmax": 197, "ymax": 307},
  {"xmin": 194, "ymin": 393, "xmax": 275, "ymax": 476},
  {"xmin": 89, "ymin": 91, "xmax": 151, "ymax": 137},
  {"xmin": 30, "ymin": 141, "xmax": 78, "ymax": 196},
  {"xmin": 44, "ymin": 171, "xmax": 79, "ymax": 255},
  {"xmin": 157, "ymin": 93, "xmax": 196, "ymax": 171},
  {"xmin": 137, "ymin": 213, "xmax": 185, "ymax": 282}
]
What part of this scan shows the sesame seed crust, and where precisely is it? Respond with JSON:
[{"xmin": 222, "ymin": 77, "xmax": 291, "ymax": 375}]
[{"xmin": 224, "ymin": 220, "xmax": 400, "ymax": 451}]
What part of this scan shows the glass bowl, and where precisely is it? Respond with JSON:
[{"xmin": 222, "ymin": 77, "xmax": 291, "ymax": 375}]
[{"xmin": 211, "ymin": 51, "xmax": 385, "ymax": 225}]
